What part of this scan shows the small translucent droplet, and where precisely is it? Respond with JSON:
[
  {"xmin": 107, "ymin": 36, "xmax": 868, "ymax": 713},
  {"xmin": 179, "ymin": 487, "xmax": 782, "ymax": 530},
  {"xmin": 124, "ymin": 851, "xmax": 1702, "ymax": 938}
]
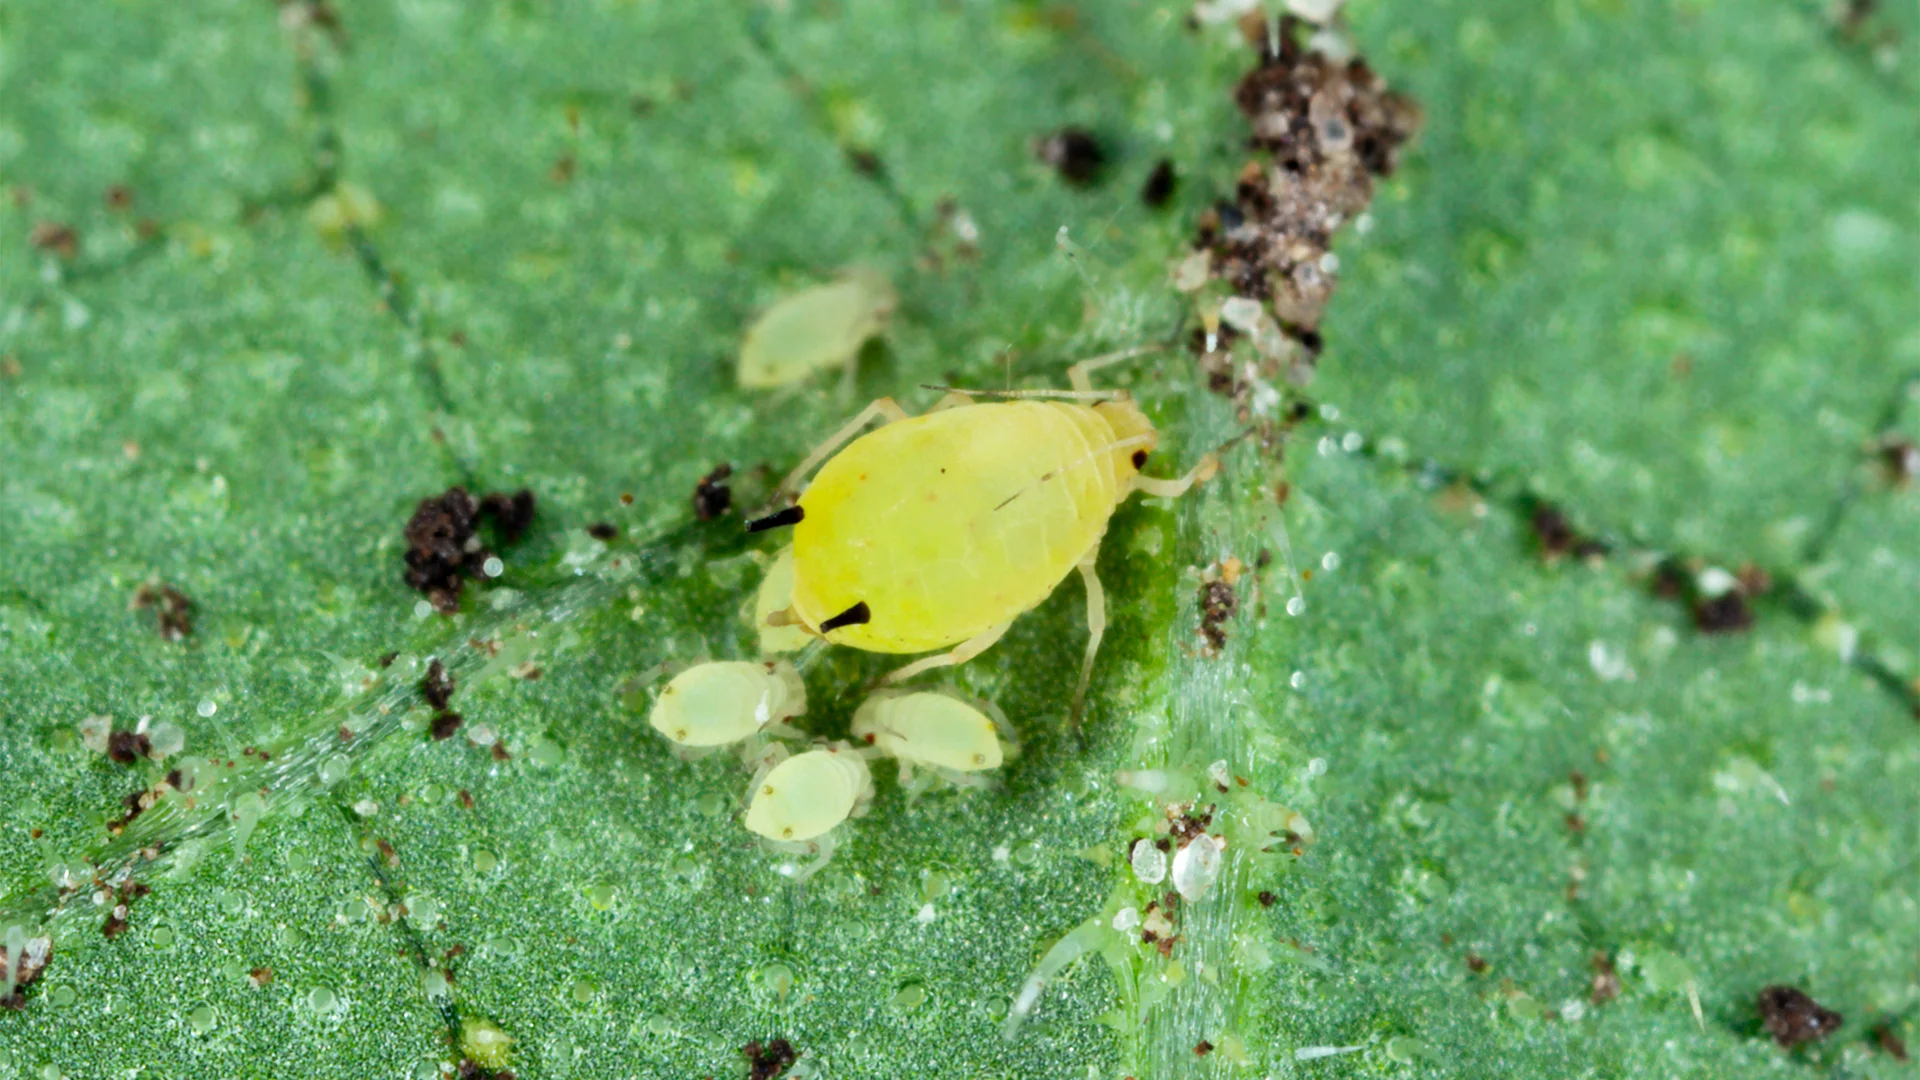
[
  {"xmin": 216, "ymin": 888, "xmax": 248, "ymax": 916},
  {"xmin": 752, "ymin": 962, "xmax": 796, "ymax": 1006},
  {"xmin": 1172, "ymin": 834, "xmax": 1223, "ymax": 902},
  {"xmin": 319, "ymin": 754, "xmax": 351, "ymax": 786},
  {"xmin": 1130, "ymin": 840, "xmax": 1168, "ymax": 885},
  {"xmin": 187, "ymin": 1003, "xmax": 216, "ymax": 1033},
  {"xmin": 420, "ymin": 783, "xmax": 445, "ymax": 804},
  {"xmin": 1320, "ymin": 551, "xmax": 1340, "ymax": 572},
  {"xmin": 196, "ymin": 699, "xmax": 217, "ymax": 718},
  {"xmin": 306, "ymin": 986, "xmax": 337, "ymax": 1014},
  {"xmin": 1285, "ymin": 596, "xmax": 1305, "ymax": 616},
  {"xmin": 414, "ymin": 600, "xmax": 435, "ymax": 619},
  {"xmin": 148, "ymin": 722, "xmax": 185, "ymax": 758},
  {"xmin": 889, "ymin": 982, "xmax": 928, "ymax": 1012},
  {"xmin": 530, "ymin": 738, "xmax": 566, "ymax": 768},
  {"xmin": 483, "ymin": 557, "xmax": 505, "ymax": 578},
  {"xmin": 1014, "ymin": 842, "xmax": 1042, "ymax": 867},
  {"xmin": 1289, "ymin": 671, "xmax": 1306, "ymax": 689},
  {"xmin": 47, "ymin": 984, "xmax": 76, "ymax": 1008},
  {"xmin": 645, "ymin": 1014, "xmax": 673, "ymax": 1036},
  {"xmin": 1112, "ymin": 907, "xmax": 1141, "ymax": 931},
  {"xmin": 1341, "ymin": 431, "xmax": 1364, "ymax": 453},
  {"xmin": 914, "ymin": 903, "xmax": 936, "ymax": 924},
  {"xmin": 1306, "ymin": 757, "xmax": 1328, "ymax": 778},
  {"xmin": 353, "ymin": 798, "xmax": 379, "ymax": 817},
  {"xmin": 570, "ymin": 977, "xmax": 598, "ymax": 1004},
  {"xmin": 473, "ymin": 850, "xmax": 499, "ymax": 873},
  {"xmin": 149, "ymin": 924, "xmax": 176, "ymax": 949},
  {"xmin": 693, "ymin": 792, "xmax": 729, "ymax": 818},
  {"xmin": 587, "ymin": 883, "xmax": 616, "ymax": 911}
]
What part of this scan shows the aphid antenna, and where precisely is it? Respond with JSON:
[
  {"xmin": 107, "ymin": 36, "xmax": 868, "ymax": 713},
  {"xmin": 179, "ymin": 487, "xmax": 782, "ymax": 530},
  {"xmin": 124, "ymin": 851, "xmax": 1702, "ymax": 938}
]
[{"xmin": 917, "ymin": 384, "xmax": 1129, "ymax": 402}]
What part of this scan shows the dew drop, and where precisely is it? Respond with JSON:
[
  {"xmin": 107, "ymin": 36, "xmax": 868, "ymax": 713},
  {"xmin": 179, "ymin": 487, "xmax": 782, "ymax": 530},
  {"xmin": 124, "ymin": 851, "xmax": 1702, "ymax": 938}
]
[
  {"xmin": 420, "ymin": 783, "xmax": 445, "ymax": 805},
  {"xmin": 1320, "ymin": 551, "xmax": 1340, "ymax": 572},
  {"xmin": 319, "ymin": 755, "xmax": 351, "ymax": 786},
  {"xmin": 414, "ymin": 600, "xmax": 435, "ymax": 619},
  {"xmin": 644, "ymin": 1014, "xmax": 673, "ymax": 1037},
  {"xmin": 47, "ymin": 984, "xmax": 76, "ymax": 1008},
  {"xmin": 483, "ymin": 557, "xmax": 505, "ymax": 578},
  {"xmin": 148, "ymin": 722, "xmax": 185, "ymax": 758},
  {"xmin": 693, "ymin": 792, "xmax": 729, "ymax": 818},
  {"xmin": 529, "ymin": 737, "xmax": 566, "ymax": 768},
  {"xmin": 196, "ymin": 699, "xmax": 217, "ymax": 718},
  {"xmin": 889, "ymin": 982, "xmax": 928, "ymax": 1013},
  {"xmin": 569, "ymin": 977, "xmax": 598, "ymax": 1004},
  {"xmin": 215, "ymin": 888, "xmax": 248, "ymax": 917},
  {"xmin": 752, "ymin": 962, "xmax": 796, "ymax": 1006},
  {"xmin": 1289, "ymin": 671, "xmax": 1306, "ymax": 689},
  {"xmin": 1285, "ymin": 596, "xmax": 1305, "ymax": 617},
  {"xmin": 473, "ymin": 849, "xmax": 499, "ymax": 873},
  {"xmin": 148, "ymin": 924, "xmax": 176, "ymax": 949},
  {"xmin": 587, "ymin": 883, "xmax": 616, "ymax": 911},
  {"xmin": 187, "ymin": 1003, "xmax": 216, "ymax": 1033},
  {"xmin": 306, "ymin": 986, "xmax": 337, "ymax": 1014}
]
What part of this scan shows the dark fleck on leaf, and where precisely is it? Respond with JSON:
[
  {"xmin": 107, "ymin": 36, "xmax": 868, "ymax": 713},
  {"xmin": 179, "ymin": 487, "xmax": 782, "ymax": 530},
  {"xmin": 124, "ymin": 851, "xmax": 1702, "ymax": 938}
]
[
  {"xmin": 1193, "ymin": 1040, "xmax": 1214, "ymax": 1056},
  {"xmin": 1875, "ymin": 1022, "xmax": 1909, "ymax": 1061},
  {"xmin": 743, "ymin": 1037, "xmax": 799, "ymax": 1080},
  {"xmin": 1257, "ymin": 890, "xmax": 1277, "ymax": 907},
  {"xmin": 1199, "ymin": 578, "xmax": 1238, "ymax": 652},
  {"xmin": 1035, "ymin": 127, "xmax": 1106, "ymax": 187},
  {"xmin": 1692, "ymin": 591, "xmax": 1754, "ymax": 635},
  {"xmin": 1466, "ymin": 952, "xmax": 1489, "ymax": 974},
  {"xmin": 479, "ymin": 489, "xmax": 537, "ymax": 544},
  {"xmin": 104, "ymin": 184, "xmax": 134, "ymax": 210},
  {"xmin": 1758, "ymin": 985, "xmax": 1843, "ymax": 1048},
  {"xmin": 586, "ymin": 522, "xmax": 619, "ymax": 540},
  {"xmin": 0, "ymin": 935, "xmax": 52, "ymax": 1009},
  {"xmin": 131, "ymin": 582, "xmax": 194, "ymax": 640},
  {"xmin": 1586, "ymin": 953, "xmax": 1621, "ymax": 1004},
  {"xmin": 430, "ymin": 712, "xmax": 464, "ymax": 741},
  {"xmin": 692, "ymin": 463, "xmax": 734, "ymax": 521},
  {"xmin": 1140, "ymin": 158, "xmax": 1178, "ymax": 207},
  {"xmin": 28, "ymin": 221, "xmax": 78, "ymax": 259},
  {"xmin": 422, "ymin": 659, "xmax": 455, "ymax": 712},
  {"xmin": 106, "ymin": 729, "xmax": 152, "ymax": 764}
]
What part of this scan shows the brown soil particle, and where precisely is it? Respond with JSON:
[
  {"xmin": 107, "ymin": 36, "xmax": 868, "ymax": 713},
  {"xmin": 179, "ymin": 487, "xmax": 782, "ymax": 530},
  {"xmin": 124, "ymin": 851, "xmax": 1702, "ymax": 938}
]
[
  {"xmin": 1758, "ymin": 985, "xmax": 1843, "ymax": 1048},
  {"xmin": 1140, "ymin": 158, "xmax": 1178, "ymax": 207},
  {"xmin": 1875, "ymin": 1022, "xmax": 1909, "ymax": 1061},
  {"xmin": 743, "ymin": 1037, "xmax": 799, "ymax": 1080},
  {"xmin": 692, "ymin": 463, "xmax": 734, "ymax": 521},
  {"xmin": 1036, "ymin": 127, "xmax": 1106, "ymax": 187},
  {"xmin": 0, "ymin": 935, "xmax": 51, "ymax": 1009},
  {"xmin": 1199, "ymin": 578, "xmax": 1239, "ymax": 653},
  {"xmin": 429, "ymin": 712, "xmax": 465, "ymax": 741},
  {"xmin": 106, "ymin": 729, "xmax": 153, "ymax": 764},
  {"xmin": 422, "ymin": 659, "xmax": 455, "ymax": 711},
  {"xmin": 28, "ymin": 221, "xmax": 78, "ymax": 259},
  {"xmin": 131, "ymin": 582, "xmax": 195, "ymax": 640},
  {"xmin": 1197, "ymin": 20, "xmax": 1420, "ymax": 365},
  {"xmin": 403, "ymin": 487, "xmax": 536, "ymax": 612}
]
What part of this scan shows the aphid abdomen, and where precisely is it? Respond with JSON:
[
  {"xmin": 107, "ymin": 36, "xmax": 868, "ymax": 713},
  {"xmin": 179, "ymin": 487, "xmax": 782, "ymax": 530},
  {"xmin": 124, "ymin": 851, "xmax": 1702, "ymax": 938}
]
[{"xmin": 792, "ymin": 403, "xmax": 1120, "ymax": 653}]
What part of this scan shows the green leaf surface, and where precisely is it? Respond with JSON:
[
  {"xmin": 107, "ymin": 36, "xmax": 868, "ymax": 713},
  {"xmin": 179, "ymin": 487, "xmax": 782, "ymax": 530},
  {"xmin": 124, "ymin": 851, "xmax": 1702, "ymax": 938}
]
[{"xmin": 1, "ymin": 0, "xmax": 1914, "ymax": 1078}]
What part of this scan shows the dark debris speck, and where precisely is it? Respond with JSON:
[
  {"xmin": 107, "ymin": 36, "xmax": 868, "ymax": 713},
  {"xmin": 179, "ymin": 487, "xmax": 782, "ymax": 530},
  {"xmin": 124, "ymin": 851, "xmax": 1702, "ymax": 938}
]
[
  {"xmin": 1140, "ymin": 158, "xmax": 1178, "ymax": 207},
  {"xmin": 743, "ymin": 1037, "xmax": 799, "ymax": 1080},
  {"xmin": 1758, "ymin": 985, "xmax": 1843, "ymax": 1048},
  {"xmin": 403, "ymin": 487, "xmax": 537, "ymax": 613},
  {"xmin": 1036, "ymin": 127, "xmax": 1106, "ymax": 187},
  {"xmin": 587, "ymin": 522, "xmax": 619, "ymax": 540},
  {"xmin": 422, "ymin": 659, "xmax": 455, "ymax": 712},
  {"xmin": 429, "ymin": 712, "xmax": 464, "ymax": 741},
  {"xmin": 131, "ymin": 583, "xmax": 194, "ymax": 641},
  {"xmin": 692, "ymin": 463, "xmax": 734, "ymax": 521},
  {"xmin": 106, "ymin": 729, "xmax": 152, "ymax": 764},
  {"xmin": 1199, "ymin": 578, "xmax": 1239, "ymax": 653}
]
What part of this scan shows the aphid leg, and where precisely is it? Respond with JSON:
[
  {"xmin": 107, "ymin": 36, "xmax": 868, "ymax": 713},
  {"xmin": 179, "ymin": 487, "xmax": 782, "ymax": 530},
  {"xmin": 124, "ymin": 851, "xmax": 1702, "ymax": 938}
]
[
  {"xmin": 776, "ymin": 396, "xmax": 913, "ymax": 499},
  {"xmin": 1071, "ymin": 554, "xmax": 1107, "ymax": 723},
  {"xmin": 881, "ymin": 620, "xmax": 1013, "ymax": 684},
  {"xmin": 1129, "ymin": 451, "xmax": 1220, "ymax": 498},
  {"xmin": 1067, "ymin": 345, "xmax": 1164, "ymax": 393}
]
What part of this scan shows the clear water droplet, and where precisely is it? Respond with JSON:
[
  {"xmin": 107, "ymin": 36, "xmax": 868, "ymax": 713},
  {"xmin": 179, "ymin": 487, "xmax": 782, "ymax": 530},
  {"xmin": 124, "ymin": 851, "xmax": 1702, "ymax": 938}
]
[
  {"xmin": 889, "ymin": 982, "xmax": 928, "ymax": 1013},
  {"xmin": 473, "ymin": 849, "xmax": 499, "ymax": 873},
  {"xmin": 306, "ymin": 986, "xmax": 337, "ymax": 1014},
  {"xmin": 319, "ymin": 754, "xmax": 351, "ymax": 786},
  {"xmin": 196, "ymin": 699, "xmax": 217, "ymax": 718},
  {"xmin": 1285, "ymin": 596, "xmax": 1305, "ymax": 616},
  {"xmin": 187, "ymin": 1003, "xmax": 216, "ymax": 1033}
]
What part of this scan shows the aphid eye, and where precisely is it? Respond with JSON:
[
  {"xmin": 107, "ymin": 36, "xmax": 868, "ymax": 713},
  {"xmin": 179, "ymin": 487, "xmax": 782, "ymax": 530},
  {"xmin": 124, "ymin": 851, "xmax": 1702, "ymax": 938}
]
[{"xmin": 1131, "ymin": 450, "xmax": 1149, "ymax": 467}]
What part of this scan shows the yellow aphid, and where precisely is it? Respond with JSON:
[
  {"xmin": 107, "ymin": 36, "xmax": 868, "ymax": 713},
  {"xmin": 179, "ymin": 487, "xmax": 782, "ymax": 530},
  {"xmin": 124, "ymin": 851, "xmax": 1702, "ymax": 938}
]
[
  {"xmin": 744, "ymin": 746, "xmax": 873, "ymax": 842},
  {"xmin": 738, "ymin": 269, "xmax": 896, "ymax": 389},
  {"xmin": 648, "ymin": 660, "xmax": 805, "ymax": 747},
  {"xmin": 752, "ymin": 547, "xmax": 813, "ymax": 654},
  {"xmin": 751, "ymin": 350, "xmax": 1216, "ymax": 712},
  {"xmin": 852, "ymin": 691, "xmax": 1005, "ymax": 774}
]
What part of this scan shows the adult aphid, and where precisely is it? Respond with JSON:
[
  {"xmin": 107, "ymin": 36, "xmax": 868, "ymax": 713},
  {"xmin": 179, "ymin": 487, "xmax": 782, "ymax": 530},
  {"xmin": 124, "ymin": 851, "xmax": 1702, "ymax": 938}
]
[{"xmin": 751, "ymin": 348, "xmax": 1217, "ymax": 714}]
